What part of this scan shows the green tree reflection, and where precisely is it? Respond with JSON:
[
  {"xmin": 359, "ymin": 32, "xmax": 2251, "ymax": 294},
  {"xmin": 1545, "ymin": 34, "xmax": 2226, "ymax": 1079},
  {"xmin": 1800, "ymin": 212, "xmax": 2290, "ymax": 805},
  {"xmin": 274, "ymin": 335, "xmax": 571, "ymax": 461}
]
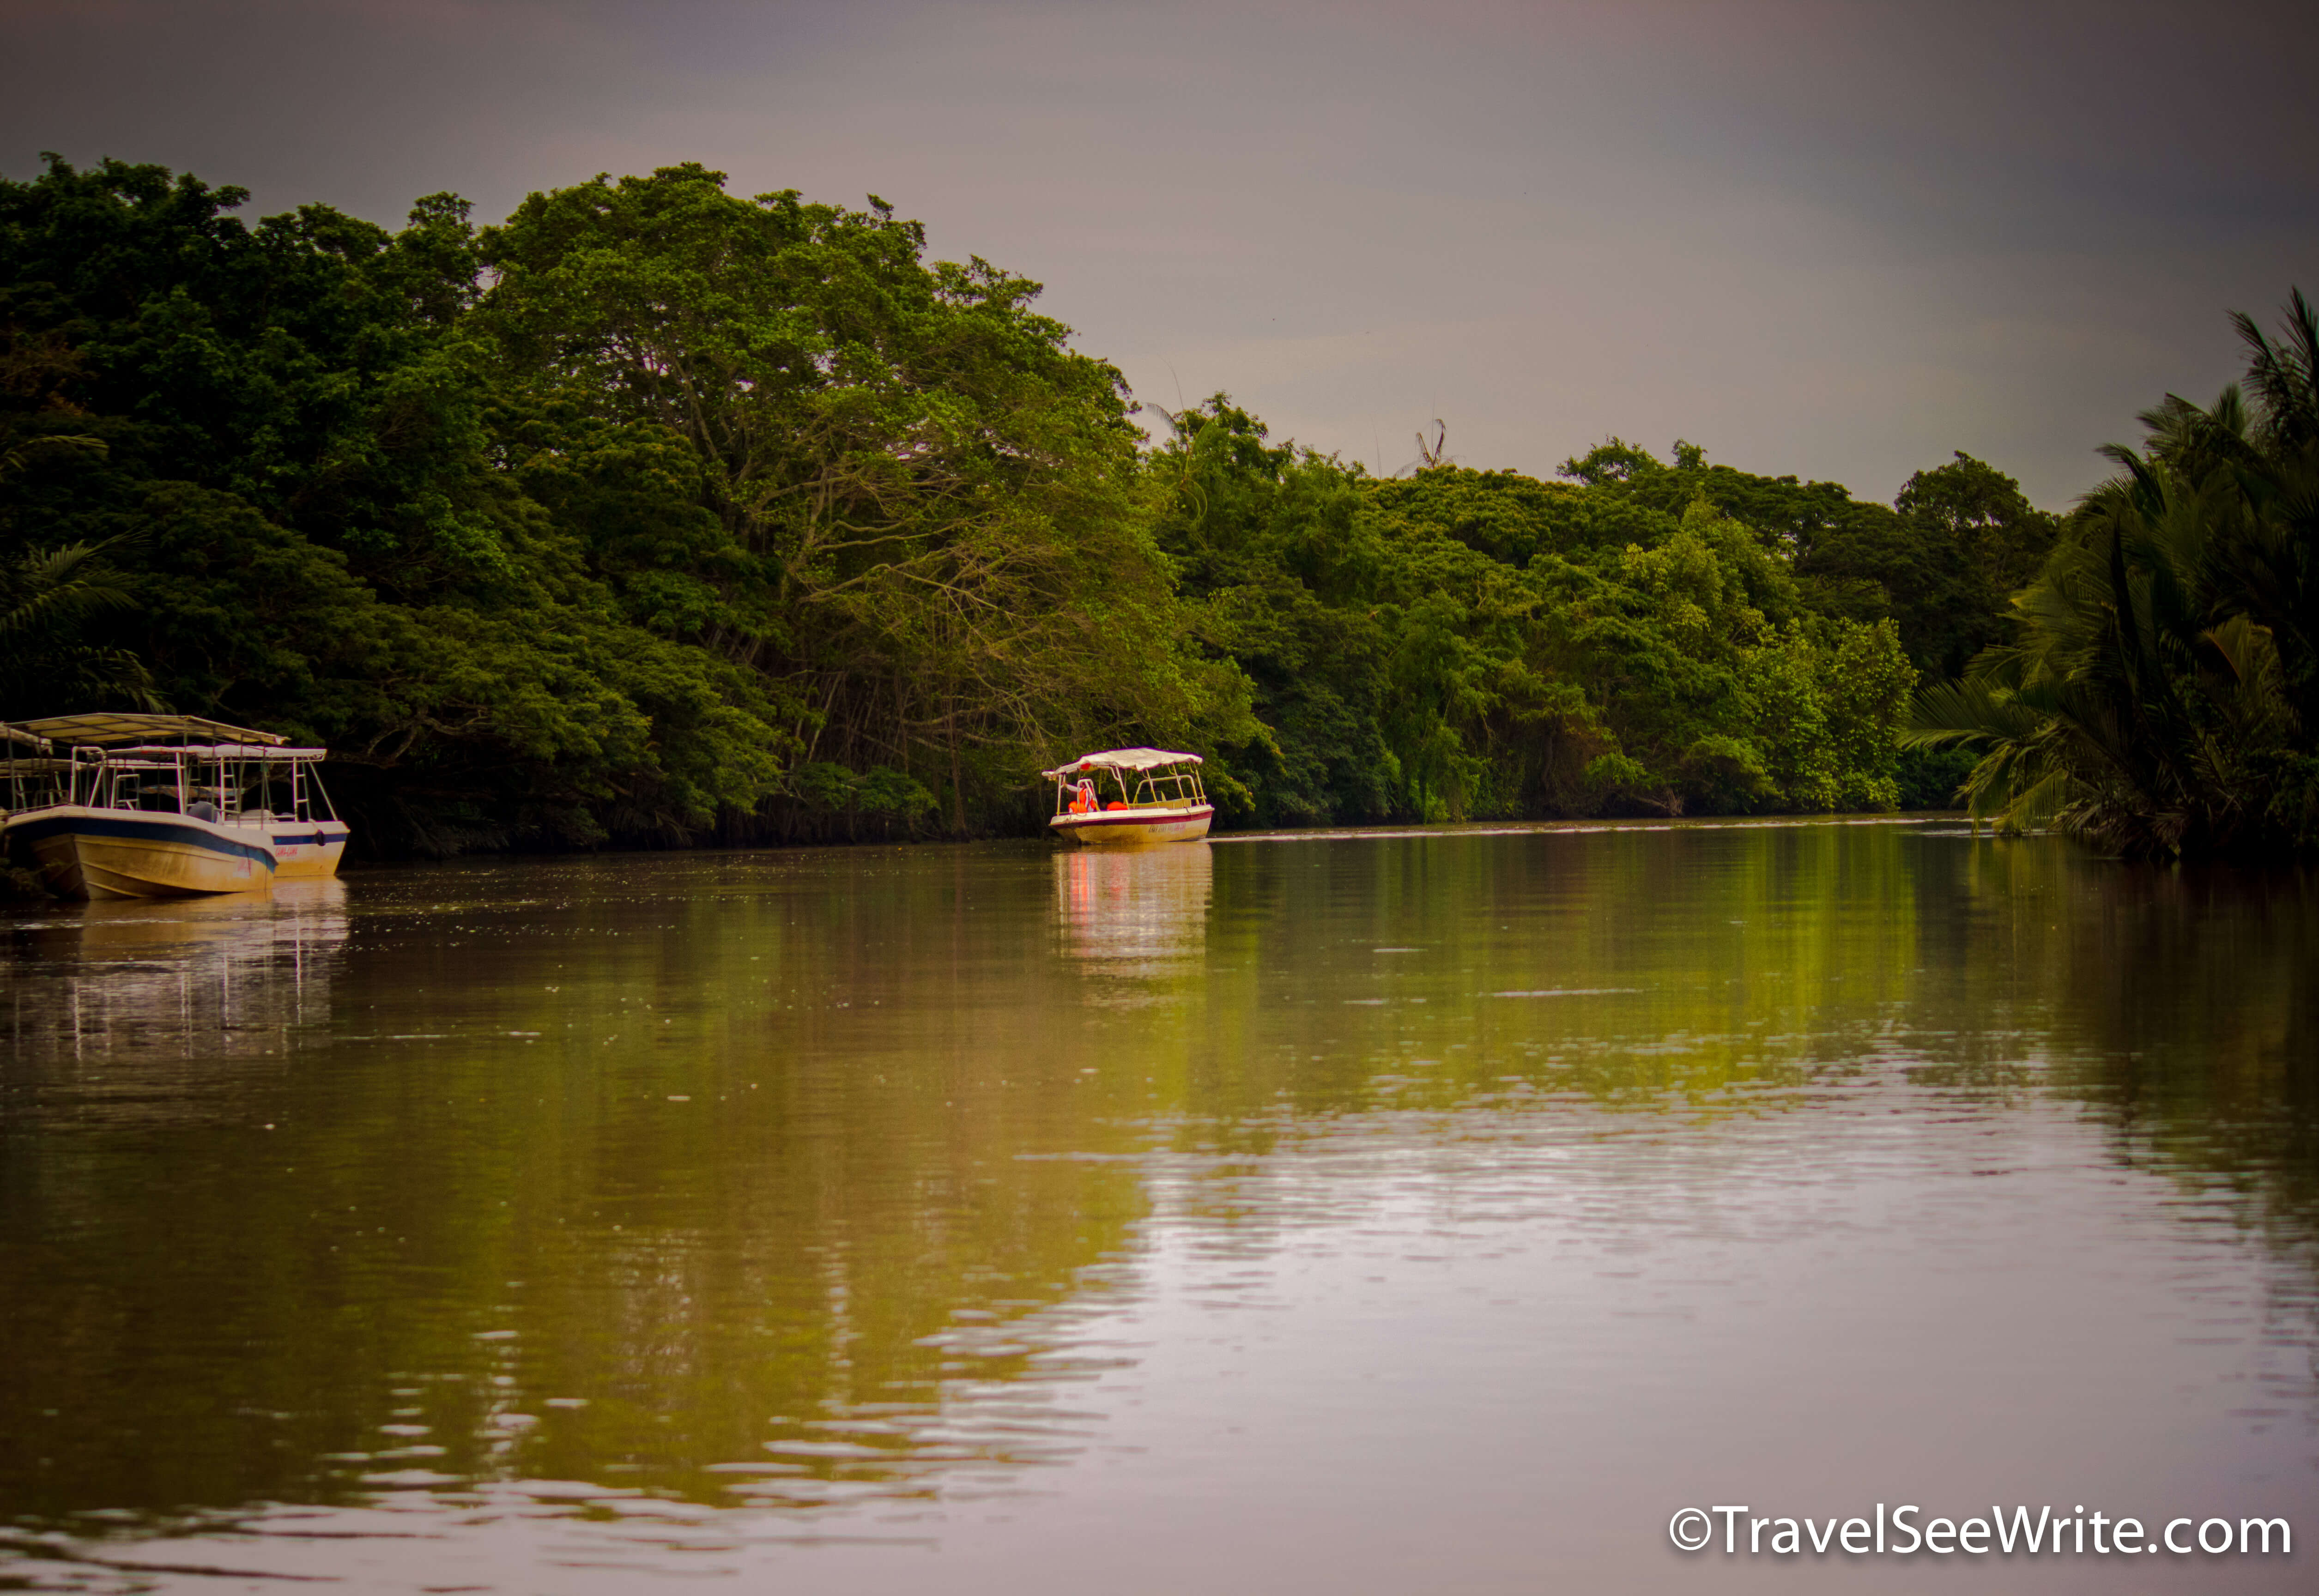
[{"xmin": 3, "ymin": 827, "xmax": 2315, "ymax": 1549}]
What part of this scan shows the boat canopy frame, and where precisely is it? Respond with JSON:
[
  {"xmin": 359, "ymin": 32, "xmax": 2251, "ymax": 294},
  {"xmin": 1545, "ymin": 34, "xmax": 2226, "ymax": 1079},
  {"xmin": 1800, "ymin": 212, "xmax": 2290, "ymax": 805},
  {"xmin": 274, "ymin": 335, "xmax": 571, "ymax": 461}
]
[
  {"xmin": 2, "ymin": 723, "xmax": 336, "ymax": 827},
  {"xmin": 1043, "ymin": 748, "xmax": 1208, "ymax": 814}
]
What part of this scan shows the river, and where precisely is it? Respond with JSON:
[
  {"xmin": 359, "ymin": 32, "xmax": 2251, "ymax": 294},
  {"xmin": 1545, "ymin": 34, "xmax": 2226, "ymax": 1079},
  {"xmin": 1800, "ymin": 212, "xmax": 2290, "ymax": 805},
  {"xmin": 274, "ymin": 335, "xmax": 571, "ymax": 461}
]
[{"xmin": 1, "ymin": 819, "xmax": 2314, "ymax": 1591}]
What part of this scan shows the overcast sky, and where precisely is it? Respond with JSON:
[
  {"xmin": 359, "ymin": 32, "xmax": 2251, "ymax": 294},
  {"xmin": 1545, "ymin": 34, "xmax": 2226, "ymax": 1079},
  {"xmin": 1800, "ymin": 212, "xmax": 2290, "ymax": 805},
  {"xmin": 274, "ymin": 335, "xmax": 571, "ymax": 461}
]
[{"xmin": 6, "ymin": 0, "xmax": 2315, "ymax": 507}]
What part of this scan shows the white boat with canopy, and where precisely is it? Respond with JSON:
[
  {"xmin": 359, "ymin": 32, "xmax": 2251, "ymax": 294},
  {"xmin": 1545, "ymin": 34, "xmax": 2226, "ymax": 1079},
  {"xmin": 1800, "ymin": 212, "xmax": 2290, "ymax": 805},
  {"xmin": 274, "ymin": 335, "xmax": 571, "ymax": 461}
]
[
  {"xmin": 1, "ymin": 713, "xmax": 349, "ymax": 899},
  {"xmin": 1042, "ymin": 748, "xmax": 1214, "ymax": 846}
]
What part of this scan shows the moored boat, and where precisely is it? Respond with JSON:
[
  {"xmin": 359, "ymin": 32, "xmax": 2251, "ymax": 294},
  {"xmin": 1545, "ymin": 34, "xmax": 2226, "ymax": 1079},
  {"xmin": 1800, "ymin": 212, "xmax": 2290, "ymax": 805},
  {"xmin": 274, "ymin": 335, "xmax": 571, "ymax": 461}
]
[
  {"xmin": 1, "ymin": 714, "xmax": 350, "ymax": 899},
  {"xmin": 1043, "ymin": 748, "xmax": 1214, "ymax": 846}
]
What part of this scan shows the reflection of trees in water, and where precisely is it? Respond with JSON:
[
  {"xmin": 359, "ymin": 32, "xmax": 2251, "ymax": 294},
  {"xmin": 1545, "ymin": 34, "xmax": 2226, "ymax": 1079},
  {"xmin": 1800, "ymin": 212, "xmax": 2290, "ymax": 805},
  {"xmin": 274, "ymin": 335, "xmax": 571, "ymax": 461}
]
[
  {"xmin": 6, "ymin": 832, "xmax": 2318, "ymax": 1559},
  {"xmin": 0, "ymin": 852, "xmax": 1149, "ymax": 1538},
  {"xmin": 1155, "ymin": 831, "xmax": 2319, "ymax": 1345},
  {"xmin": 1069, "ymin": 825, "xmax": 1934, "ymax": 1251},
  {"xmin": 1183, "ymin": 825, "xmax": 1927, "ymax": 1137},
  {"xmin": 1900, "ymin": 841, "xmax": 2318, "ymax": 1214},
  {"xmin": 1936, "ymin": 845, "xmax": 2319, "ymax": 1353}
]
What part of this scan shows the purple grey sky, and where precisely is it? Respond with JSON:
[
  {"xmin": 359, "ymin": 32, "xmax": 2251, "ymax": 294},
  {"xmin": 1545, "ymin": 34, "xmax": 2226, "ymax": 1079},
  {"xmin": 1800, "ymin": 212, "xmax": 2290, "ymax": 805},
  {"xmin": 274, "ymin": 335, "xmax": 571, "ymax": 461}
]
[{"xmin": 6, "ymin": 0, "xmax": 2315, "ymax": 507}]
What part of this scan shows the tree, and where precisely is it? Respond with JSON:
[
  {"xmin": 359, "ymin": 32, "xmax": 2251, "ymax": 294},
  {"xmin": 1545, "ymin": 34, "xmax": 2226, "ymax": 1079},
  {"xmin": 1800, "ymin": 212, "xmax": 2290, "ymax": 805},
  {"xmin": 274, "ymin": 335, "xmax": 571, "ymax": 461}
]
[
  {"xmin": 478, "ymin": 165, "xmax": 1232, "ymax": 833},
  {"xmin": 1891, "ymin": 452, "xmax": 2060, "ymax": 676},
  {"xmin": 1907, "ymin": 291, "xmax": 2319, "ymax": 857},
  {"xmin": 0, "ymin": 156, "xmax": 792, "ymax": 852},
  {"xmin": 1163, "ymin": 410, "xmax": 1915, "ymax": 825},
  {"xmin": 0, "ymin": 152, "xmax": 1977, "ymax": 854}
]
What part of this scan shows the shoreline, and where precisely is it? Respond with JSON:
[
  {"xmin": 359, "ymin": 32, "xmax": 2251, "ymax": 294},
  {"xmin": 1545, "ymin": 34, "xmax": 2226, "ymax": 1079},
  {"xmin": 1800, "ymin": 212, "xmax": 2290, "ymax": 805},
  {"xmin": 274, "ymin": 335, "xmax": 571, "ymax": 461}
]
[{"xmin": 6, "ymin": 809, "xmax": 1980, "ymax": 904}]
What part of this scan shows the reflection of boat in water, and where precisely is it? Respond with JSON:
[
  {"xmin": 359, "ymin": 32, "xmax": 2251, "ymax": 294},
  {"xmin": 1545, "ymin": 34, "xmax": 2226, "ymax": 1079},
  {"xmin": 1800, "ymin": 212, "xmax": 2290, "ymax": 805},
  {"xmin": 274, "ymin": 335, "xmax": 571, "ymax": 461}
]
[
  {"xmin": 1053, "ymin": 842, "xmax": 1213, "ymax": 973},
  {"xmin": 1042, "ymin": 748, "xmax": 1214, "ymax": 846},
  {"xmin": 1, "ymin": 713, "xmax": 349, "ymax": 899},
  {"xmin": 5, "ymin": 879, "xmax": 350, "ymax": 1068},
  {"xmin": 61, "ymin": 878, "xmax": 349, "ymax": 952}
]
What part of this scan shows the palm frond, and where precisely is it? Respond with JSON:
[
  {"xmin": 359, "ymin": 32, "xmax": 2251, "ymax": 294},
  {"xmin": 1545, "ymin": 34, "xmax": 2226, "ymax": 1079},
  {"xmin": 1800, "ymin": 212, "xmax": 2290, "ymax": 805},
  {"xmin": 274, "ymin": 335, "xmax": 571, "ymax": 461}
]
[{"xmin": 1903, "ymin": 675, "xmax": 2045, "ymax": 747}]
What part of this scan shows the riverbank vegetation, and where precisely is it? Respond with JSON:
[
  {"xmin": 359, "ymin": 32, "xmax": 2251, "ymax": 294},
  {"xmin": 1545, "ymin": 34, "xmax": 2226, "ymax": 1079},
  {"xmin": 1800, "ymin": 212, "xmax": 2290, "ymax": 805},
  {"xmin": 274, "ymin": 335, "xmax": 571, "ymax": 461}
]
[
  {"xmin": 1908, "ymin": 293, "xmax": 2319, "ymax": 859},
  {"xmin": 0, "ymin": 153, "xmax": 2188, "ymax": 858}
]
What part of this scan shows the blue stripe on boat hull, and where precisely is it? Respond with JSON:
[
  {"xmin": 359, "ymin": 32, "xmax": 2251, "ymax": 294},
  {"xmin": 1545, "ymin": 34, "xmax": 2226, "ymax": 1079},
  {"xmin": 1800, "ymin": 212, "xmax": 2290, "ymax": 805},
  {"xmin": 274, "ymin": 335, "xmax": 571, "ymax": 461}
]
[{"xmin": 8, "ymin": 811, "xmax": 276, "ymax": 866}]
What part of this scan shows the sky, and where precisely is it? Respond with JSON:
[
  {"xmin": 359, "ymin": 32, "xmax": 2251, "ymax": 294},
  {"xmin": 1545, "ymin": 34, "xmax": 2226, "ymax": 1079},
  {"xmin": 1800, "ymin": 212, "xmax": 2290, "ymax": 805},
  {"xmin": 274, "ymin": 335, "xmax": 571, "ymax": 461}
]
[{"xmin": 5, "ymin": 0, "xmax": 2315, "ymax": 508}]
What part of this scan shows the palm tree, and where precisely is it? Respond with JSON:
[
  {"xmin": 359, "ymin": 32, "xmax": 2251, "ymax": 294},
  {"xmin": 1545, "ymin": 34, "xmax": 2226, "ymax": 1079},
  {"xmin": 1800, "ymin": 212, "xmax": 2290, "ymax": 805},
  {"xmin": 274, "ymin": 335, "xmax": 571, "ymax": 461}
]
[{"xmin": 1905, "ymin": 290, "xmax": 2319, "ymax": 858}]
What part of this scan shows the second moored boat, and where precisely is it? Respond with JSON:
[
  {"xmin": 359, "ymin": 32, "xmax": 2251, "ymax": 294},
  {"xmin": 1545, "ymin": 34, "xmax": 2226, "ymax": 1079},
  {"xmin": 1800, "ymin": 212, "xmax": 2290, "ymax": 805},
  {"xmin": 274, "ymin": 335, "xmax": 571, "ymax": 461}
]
[{"xmin": 0, "ymin": 713, "xmax": 350, "ymax": 900}]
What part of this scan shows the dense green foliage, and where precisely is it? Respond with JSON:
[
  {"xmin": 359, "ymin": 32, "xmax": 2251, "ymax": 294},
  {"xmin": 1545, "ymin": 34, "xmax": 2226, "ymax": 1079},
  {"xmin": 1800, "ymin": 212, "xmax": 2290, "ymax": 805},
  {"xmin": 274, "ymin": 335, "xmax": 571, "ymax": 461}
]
[
  {"xmin": 1155, "ymin": 405, "xmax": 1926, "ymax": 822},
  {"xmin": 3, "ymin": 155, "xmax": 2059, "ymax": 853},
  {"xmin": 1909, "ymin": 292, "xmax": 2319, "ymax": 858}
]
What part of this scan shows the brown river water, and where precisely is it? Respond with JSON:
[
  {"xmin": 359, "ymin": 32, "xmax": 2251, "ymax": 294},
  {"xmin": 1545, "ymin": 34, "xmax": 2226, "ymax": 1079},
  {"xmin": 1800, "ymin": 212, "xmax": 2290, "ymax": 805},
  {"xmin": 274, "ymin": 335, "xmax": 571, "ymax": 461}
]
[{"xmin": 1, "ymin": 819, "xmax": 2314, "ymax": 1592}]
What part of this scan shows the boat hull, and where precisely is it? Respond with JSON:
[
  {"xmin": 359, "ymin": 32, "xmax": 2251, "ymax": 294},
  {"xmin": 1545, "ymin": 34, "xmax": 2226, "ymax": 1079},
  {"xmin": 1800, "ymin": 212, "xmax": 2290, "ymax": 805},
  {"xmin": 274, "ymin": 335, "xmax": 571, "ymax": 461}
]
[
  {"xmin": 269, "ymin": 822, "xmax": 351, "ymax": 879},
  {"xmin": 1048, "ymin": 805, "xmax": 1214, "ymax": 847},
  {"xmin": 6, "ymin": 808, "xmax": 277, "ymax": 899}
]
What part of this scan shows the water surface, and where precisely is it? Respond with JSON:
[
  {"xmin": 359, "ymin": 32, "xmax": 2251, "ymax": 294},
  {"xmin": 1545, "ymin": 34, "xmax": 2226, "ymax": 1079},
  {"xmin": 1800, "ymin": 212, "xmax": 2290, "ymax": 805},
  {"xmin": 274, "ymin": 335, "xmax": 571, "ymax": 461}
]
[{"xmin": 2, "ymin": 821, "xmax": 2314, "ymax": 1591}]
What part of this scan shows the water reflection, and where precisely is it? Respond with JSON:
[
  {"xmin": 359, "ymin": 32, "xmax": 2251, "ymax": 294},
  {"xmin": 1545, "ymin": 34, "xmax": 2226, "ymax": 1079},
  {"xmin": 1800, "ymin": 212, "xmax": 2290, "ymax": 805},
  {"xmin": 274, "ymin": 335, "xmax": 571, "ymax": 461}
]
[
  {"xmin": 0, "ymin": 852, "xmax": 1144, "ymax": 1544},
  {"xmin": 1928, "ymin": 845, "xmax": 2319, "ymax": 1297},
  {"xmin": 0, "ymin": 881, "xmax": 346, "ymax": 1083},
  {"xmin": 1, "ymin": 829, "xmax": 2317, "ymax": 1594},
  {"xmin": 1052, "ymin": 842, "xmax": 1212, "ymax": 979}
]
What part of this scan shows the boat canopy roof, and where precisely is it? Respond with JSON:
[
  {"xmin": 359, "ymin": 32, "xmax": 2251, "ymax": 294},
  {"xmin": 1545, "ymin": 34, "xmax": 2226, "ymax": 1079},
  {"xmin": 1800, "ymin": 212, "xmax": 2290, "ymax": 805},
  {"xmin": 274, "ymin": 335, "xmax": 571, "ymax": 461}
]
[
  {"xmin": 1041, "ymin": 747, "xmax": 1204, "ymax": 779},
  {"xmin": 11, "ymin": 713, "xmax": 289, "ymax": 749},
  {"xmin": 104, "ymin": 743, "xmax": 328, "ymax": 762},
  {"xmin": 1, "ymin": 725, "xmax": 50, "ymax": 753}
]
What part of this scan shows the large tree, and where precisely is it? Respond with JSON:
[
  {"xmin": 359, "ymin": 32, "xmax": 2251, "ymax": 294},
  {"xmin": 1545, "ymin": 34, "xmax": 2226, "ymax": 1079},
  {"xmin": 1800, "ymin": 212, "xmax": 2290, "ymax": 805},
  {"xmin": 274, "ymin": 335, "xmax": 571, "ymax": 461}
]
[
  {"xmin": 476, "ymin": 165, "xmax": 1238, "ymax": 832},
  {"xmin": 0, "ymin": 156, "xmax": 789, "ymax": 851}
]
